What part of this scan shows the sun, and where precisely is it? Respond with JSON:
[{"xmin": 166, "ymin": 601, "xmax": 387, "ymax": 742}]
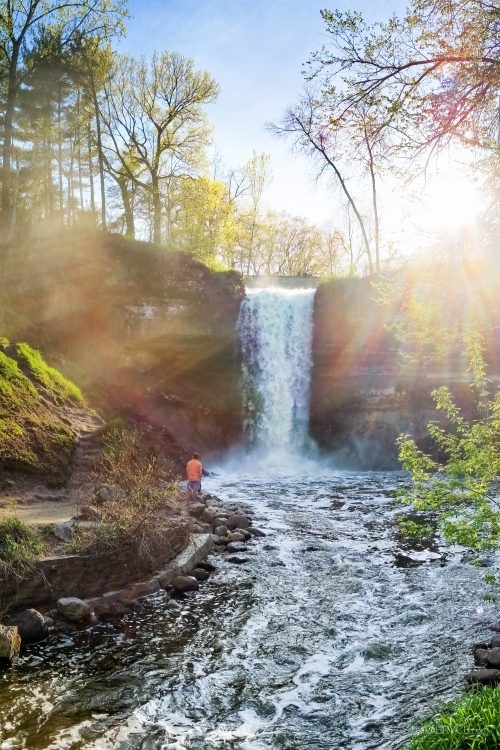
[{"xmin": 417, "ymin": 171, "xmax": 484, "ymax": 232}]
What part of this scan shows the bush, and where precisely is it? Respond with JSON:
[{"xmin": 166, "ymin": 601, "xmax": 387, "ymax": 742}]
[
  {"xmin": 407, "ymin": 685, "xmax": 500, "ymax": 749},
  {"xmin": 0, "ymin": 518, "xmax": 43, "ymax": 563}
]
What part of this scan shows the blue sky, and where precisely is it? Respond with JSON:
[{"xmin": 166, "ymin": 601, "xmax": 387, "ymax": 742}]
[{"xmin": 118, "ymin": 1, "xmax": 408, "ymax": 226}]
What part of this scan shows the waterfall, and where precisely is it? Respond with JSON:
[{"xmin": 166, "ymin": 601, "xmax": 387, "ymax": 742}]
[{"xmin": 238, "ymin": 286, "xmax": 316, "ymax": 456}]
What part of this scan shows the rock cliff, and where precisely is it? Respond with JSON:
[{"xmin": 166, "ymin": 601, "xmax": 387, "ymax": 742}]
[{"xmin": 0, "ymin": 230, "xmax": 245, "ymax": 467}]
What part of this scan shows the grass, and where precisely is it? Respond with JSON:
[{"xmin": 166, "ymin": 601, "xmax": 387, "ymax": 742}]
[
  {"xmin": 0, "ymin": 341, "xmax": 81, "ymax": 481},
  {"xmin": 407, "ymin": 685, "xmax": 500, "ymax": 749},
  {"xmin": 0, "ymin": 518, "xmax": 45, "ymax": 582}
]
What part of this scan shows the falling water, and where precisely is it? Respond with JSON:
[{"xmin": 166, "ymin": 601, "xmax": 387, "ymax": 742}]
[{"xmin": 238, "ymin": 286, "xmax": 316, "ymax": 455}]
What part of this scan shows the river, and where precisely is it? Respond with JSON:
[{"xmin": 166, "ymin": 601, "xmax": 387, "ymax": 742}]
[
  {"xmin": 0, "ymin": 461, "xmax": 493, "ymax": 750},
  {"xmin": 0, "ymin": 286, "xmax": 495, "ymax": 749}
]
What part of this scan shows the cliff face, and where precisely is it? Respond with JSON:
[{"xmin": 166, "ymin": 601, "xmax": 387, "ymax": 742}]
[
  {"xmin": 0, "ymin": 231, "xmax": 245, "ymax": 465},
  {"xmin": 309, "ymin": 270, "xmax": 500, "ymax": 469}
]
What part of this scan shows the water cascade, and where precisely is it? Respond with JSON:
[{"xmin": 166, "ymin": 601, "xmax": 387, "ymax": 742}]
[{"xmin": 238, "ymin": 286, "xmax": 316, "ymax": 456}]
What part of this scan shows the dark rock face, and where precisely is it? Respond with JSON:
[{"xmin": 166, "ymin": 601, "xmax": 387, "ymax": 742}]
[
  {"xmin": 309, "ymin": 275, "xmax": 500, "ymax": 469},
  {"xmin": 0, "ymin": 231, "xmax": 245, "ymax": 468}
]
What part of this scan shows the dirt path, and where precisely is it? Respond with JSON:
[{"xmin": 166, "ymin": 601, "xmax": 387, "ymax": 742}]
[{"xmin": 0, "ymin": 409, "xmax": 105, "ymax": 526}]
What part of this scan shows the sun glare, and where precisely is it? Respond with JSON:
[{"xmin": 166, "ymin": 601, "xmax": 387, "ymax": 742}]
[{"xmin": 418, "ymin": 172, "xmax": 483, "ymax": 231}]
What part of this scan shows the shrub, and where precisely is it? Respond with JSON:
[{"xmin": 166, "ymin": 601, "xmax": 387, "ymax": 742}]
[{"xmin": 0, "ymin": 518, "xmax": 44, "ymax": 580}]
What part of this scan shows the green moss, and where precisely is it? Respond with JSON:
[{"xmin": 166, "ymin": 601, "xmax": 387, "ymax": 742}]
[
  {"xmin": 15, "ymin": 343, "xmax": 83, "ymax": 404},
  {"xmin": 0, "ymin": 342, "xmax": 79, "ymax": 480}
]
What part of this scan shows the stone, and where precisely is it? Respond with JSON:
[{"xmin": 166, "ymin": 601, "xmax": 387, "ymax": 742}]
[
  {"xmin": 53, "ymin": 522, "xmax": 74, "ymax": 541},
  {"xmin": 490, "ymin": 619, "xmax": 500, "ymax": 632},
  {"xmin": 226, "ymin": 542, "xmax": 247, "ymax": 553},
  {"xmin": 57, "ymin": 597, "xmax": 93, "ymax": 622},
  {"xmin": 492, "ymin": 634, "xmax": 500, "ymax": 648},
  {"xmin": 465, "ymin": 669, "xmax": 500, "ymax": 685},
  {"xmin": 227, "ymin": 556, "xmax": 248, "ymax": 565},
  {"xmin": 226, "ymin": 514, "xmax": 250, "ymax": 531},
  {"xmin": 172, "ymin": 575, "xmax": 199, "ymax": 594},
  {"xmin": 8, "ymin": 609, "xmax": 48, "ymax": 644},
  {"xmin": 192, "ymin": 567, "xmax": 210, "ymax": 582},
  {"xmin": 196, "ymin": 561, "xmax": 217, "ymax": 573},
  {"xmin": 227, "ymin": 531, "xmax": 246, "ymax": 543},
  {"xmin": 201, "ymin": 506, "xmax": 219, "ymax": 523},
  {"xmin": 474, "ymin": 647, "xmax": 489, "ymax": 665},
  {"xmin": 248, "ymin": 527, "xmax": 266, "ymax": 538},
  {"xmin": 486, "ymin": 647, "xmax": 500, "ymax": 667},
  {"xmin": 215, "ymin": 525, "xmax": 229, "ymax": 538},
  {"xmin": 0, "ymin": 625, "xmax": 21, "ymax": 661}
]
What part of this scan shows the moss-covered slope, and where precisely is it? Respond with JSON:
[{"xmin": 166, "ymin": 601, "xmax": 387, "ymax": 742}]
[{"xmin": 0, "ymin": 340, "xmax": 83, "ymax": 483}]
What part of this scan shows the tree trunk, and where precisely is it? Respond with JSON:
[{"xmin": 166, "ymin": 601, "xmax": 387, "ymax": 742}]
[
  {"xmin": 91, "ymin": 83, "xmax": 106, "ymax": 230},
  {"xmin": 152, "ymin": 175, "xmax": 162, "ymax": 245},
  {"xmin": 1, "ymin": 42, "xmax": 21, "ymax": 238}
]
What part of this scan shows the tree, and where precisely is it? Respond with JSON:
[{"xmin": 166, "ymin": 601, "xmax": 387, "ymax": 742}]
[
  {"xmin": 0, "ymin": 0, "xmax": 127, "ymax": 239},
  {"xmin": 271, "ymin": 92, "xmax": 378, "ymax": 274},
  {"xmin": 306, "ymin": 2, "xmax": 500, "ymax": 160},
  {"xmin": 100, "ymin": 51, "xmax": 218, "ymax": 245}
]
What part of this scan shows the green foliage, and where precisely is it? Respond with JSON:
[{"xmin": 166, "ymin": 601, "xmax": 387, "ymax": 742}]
[
  {"xmin": 406, "ymin": 685, "xmax": 500, "ymax": 749},
  {"xmin": 15, "ymin": 343, "xmax": 83, "ymax": 404},
  {"xmin": 398, "ymin": 341, "xmax": 500, "ymax": 551},
  {"xmin": 73, "ymin": 420, "xmax": 180, "ymax": 554},
  {"xmin": 0, "ymin": 518, "xmax": 44, "ymax": 565}
]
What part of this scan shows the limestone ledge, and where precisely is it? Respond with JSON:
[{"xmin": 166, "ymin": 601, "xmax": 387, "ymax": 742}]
[{"xmin": 84, "ymin": 534, "xmax": 212, "ymax": 617}]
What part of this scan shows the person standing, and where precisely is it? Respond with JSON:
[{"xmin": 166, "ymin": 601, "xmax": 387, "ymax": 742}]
[{"xmin": 186, "ymin": 451, "xmax": 203, "ymax": 500}]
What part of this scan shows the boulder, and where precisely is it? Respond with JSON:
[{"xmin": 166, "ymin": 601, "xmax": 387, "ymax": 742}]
[
  {"xmin": 8, "ymin": 609, "xmax": 48, "ymax": 644},
  {"xmin": 486, "ymin": 647, "xmax": 500, "ymax": 667},
  {"xmin": 192, "ymin": 567, "xmax": 211, "ymax": 582},
  {"xmin": 53, "ymin": 522, "xmax": 74, "ymax": 541},
  {"xmin": 172, "ymin": 576, "xmax": 199, "ymax": 594},
  {"xmin": 226, "ymin": 514, "xmax": 250, "ymax": 531},
  {"xmin": 226, "ymin": 542, "xmax": 247, "ymax": 554},
  {"xmin": 227, "ymin": 556, "xmax": 248, "ymax": 565},
  {"xmin": 0, "ymin": 625, "xmax": 21, "ymax": 661},
  {"xmin": 57, "ymin": 597, "xmax": 93, "ymax": 622},
  {"xmin": 248, "ymin": 527, "xmax": 266, "ymax": 538},
  {"xmin": 465, "ymin": 669, "xmax": 500, "ymax": 685}
]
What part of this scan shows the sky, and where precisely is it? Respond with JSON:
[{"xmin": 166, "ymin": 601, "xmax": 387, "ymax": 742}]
[{"xmin": 118, "ymin": 0, "xmax": 408, "ymax": 228}]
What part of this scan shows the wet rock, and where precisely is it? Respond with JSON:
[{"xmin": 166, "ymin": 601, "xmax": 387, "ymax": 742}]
[
  {"xmin": 226, "ymin": 514, "xmax": 250, "ymax": 531},
  {"xmin": 226, "ymin": 542, "xmax": 247, "ymax": 554},
  {"xmin": 227, "ymin": 556, "xmax": 248, "ymax": 564},
  {"xmin": 492, "ymin": 634, "xmax": 500, "ymax": 648},
  {"xmin": 57, "ymin": 597, "xmax": 93, "ymax": 622},
  {"xmin": 486, "ymin": 647, "xmax": 500, "ymax": 667},
  {"xmin": 192, "ymin": 567, "xmax": 211, "ymax": 582},
  {"xmin": 196, "ymin": 560, "xmax": 217, "ymax": 573},
  {"xmin": 8, "ymin": 609, "xmax": 48, "ymax": 644},
  {"xmin": 465, "ymin": 669, "xmax": 500, "ymax": 685},
  {"xmin": 490, "ymin": 619, "xmax": 500, "ymax": 632},
  {"xmin": 0, "ymin": 625, "xmax": 20, "ymax": 662},
  {"xmin": 248, "ymin": 527, "xmax": 266, "ymax": 538},
  {"xmin": 474, "ymin": 647, "xmax": 489, "ymax": 665},
  {"xmin": 172, "ymin": 575, "xmax": 199, "ymax": 594}
]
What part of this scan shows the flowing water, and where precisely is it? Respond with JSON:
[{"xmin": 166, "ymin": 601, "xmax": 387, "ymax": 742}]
[{"xmin": 0, "ymin": 287, "xmax": 495, "ymax": 749}]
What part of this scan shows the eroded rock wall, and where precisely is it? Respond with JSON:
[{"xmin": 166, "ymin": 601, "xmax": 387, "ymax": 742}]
[
  {"xmin": 0, "ymin": 230, "xmax": 245, "ymax": 467},
  {"xmin": 309, "ymin": 274, "xmax": 500, "ymax": 469}
]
